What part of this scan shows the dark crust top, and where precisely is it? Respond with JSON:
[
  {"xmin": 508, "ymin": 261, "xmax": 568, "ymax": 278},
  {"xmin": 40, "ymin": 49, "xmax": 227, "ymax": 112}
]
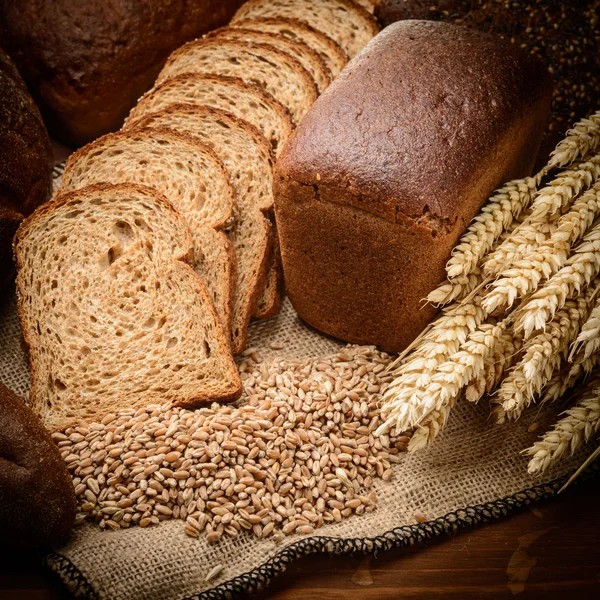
[
  {"xmin": 0, "ymin": 383, "xmax": 76, "ymax": 547},
  {"xmin": 277, "ymin": 20, "xmax": 552, "ymax": 225},
  {"xmin": 0, "ymin": 0, "xmax": 246, "ymax": 145}
]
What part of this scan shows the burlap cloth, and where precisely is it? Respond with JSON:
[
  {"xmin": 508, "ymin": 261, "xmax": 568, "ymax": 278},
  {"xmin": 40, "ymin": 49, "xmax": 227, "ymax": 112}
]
[{"xmin": 0, "ymin": 165, "xmax": 595, "ymax": 600}]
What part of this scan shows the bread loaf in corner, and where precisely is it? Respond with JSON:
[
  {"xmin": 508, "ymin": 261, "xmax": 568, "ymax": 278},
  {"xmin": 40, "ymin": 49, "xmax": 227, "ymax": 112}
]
[{"xmin": 275, "ymin": 20, "xmax": 552, "ymax": 353}]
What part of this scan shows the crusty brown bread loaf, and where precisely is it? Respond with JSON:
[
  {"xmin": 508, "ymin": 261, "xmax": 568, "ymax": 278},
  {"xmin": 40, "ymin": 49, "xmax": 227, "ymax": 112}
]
[
  {"xmin": 15, "ymin": 183, "xmax": 241, "ymax": 431},
  {"xmin": 0, "ymin": 49, "xmax": 52, "ymax": 288},
  {"xmin": 0, "ymin": 0, "xmax": 245, "ymax": 145},
  {"xmin": 231, "ymin": 18, "xmax": 348, "ymax": 79},
  {"xmin": 275, "ymin": 20, "xmax": 552, "ymax": 353},
  {"xmin": 125, "ymin": 74, "xmax": 293, "ymax": 157},
  {"xmin": 126, "ymin": 106, "xmax": 275, "ymax": 354},
  {"xmin": 375, "ymin": 0, "xmax": 600, "ymax": 160},
  {"xmin": 60, "ymin": 128, "xmax": 237, "ymax": 333},
  {"xmin": 0, "ymin": 383, "xmax": 76, "ymax": 547},
  {"xmin": 157, "ymin": 38, "xmax": 318, "ymax": 124},
  {"xmin": 231, "ymin": 0, "xmax": 379, "ymax": 58}
]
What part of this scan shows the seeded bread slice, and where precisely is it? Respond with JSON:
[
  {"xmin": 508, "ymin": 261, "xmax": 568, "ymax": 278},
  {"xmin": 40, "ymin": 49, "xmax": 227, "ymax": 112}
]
[
  {"xmin": 231, "ymin": 0, "xmax": 380, "ymax": 58},
  {"xmin": 125, "ymin": 74, "xmax": 293, "ymax": 157},
  {"xmin": 60, "ymin": 128, "xmax": 236, "ymax": 332},
  {"xmin": 126, "ymin": 105, "xmax": 275, "ymax": 354},
  {"xmin": 232, "ymin": 18, "xmax": 348, "ymax": 79},
  {"xmin": 157, "ymin": 38, "xmax": 317, "ymax": 124},
  {"xmin": 15, "ymin": 183, "xmax": 241, "ymax": 431},
  {"xmin": 207, "ymin": 27, "xmax": 331, "ymax": 93}
]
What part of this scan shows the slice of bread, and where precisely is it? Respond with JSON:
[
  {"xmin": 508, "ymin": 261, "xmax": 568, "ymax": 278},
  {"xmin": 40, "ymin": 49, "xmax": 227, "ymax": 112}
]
[
  {"xmin": 60, "ymin": 128, "xmax": 236, "ymax": 332},
  {"xmin": 126, "ymin": 105, "xmax": 275, "ymax": 354},
  {"xmin": 231, "ymin": 0, "xmax": 380, "ymax": 58},
  {"xmin": 253, "ymin": 219, "xmax": 283, "ymax": 319},
  {"xmin": 207, "ymin": 27, "xmax": 331, "ymax": 93},
  {"xmin": 14, "ymin": 183, "xmax": 241, "ymax": 431},
  {"xmin": 157, "ymin": 38, "xmax": 317, "ymax": 124},
  {"xmin": 125, "ymin": 74, "xmax": 293, "ymax": 157},
  {"xmin": 232, "ymin": 18, "xmax": 348, "ymax": 79}
]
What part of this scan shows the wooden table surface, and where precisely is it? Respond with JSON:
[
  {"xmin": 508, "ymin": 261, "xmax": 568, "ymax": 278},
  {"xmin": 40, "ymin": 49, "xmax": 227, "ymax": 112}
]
[{"xmin": 1, "ymin": 477, "xmax": 599, "ymax": 600}]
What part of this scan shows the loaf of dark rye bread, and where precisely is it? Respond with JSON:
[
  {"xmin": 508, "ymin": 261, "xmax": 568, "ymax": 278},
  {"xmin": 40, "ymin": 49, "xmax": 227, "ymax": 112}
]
[
  {"xmin": 0, "ymin": 384, "xmax": 76, "ymax": 547},
  {"xmin": 0, "ymin": 49, "xmax": 52, "ymax": 288},
  {"xmin": 375, "ymin": 0, "xmax": 600, "ymax": 161},
  {"xmin": 275, "ymin": 20, "xmax": 552, "ymax": 353},
  {"xmin": 0, "ymin": 0, "xmax": 245, "ymax": 144}
]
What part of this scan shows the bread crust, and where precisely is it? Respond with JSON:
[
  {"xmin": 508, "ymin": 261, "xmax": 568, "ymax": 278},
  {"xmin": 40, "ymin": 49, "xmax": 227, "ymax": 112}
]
[
  {"xmin": 158, "ymin": 38, "xmax": 318, "ymax": 124},
  {"xmin": 232, "ymin": 17, "xmax": 349, "ymax": 78},
  {"xmin": 275, "ymin": 20, "xmax": 552, "ymax": 353},
  {"xmin": 0, "ymin": 0, "xmax": 246, "ymax": 144},
  {"xmin": 0, "ymin": 49, "xmax": 52, "ymax": 287},
  {"xmin": 0, "ymin": 384, "xmax": 76, "ymax": 547},
  {"xmin": 124, "ymin": 74, "xmax": 294, "ymax": 157}
]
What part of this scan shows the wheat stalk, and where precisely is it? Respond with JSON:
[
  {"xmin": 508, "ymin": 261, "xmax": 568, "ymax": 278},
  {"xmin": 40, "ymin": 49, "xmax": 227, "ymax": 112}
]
[
  {"xmin": 541, "ymin": 354, "xmax": 600, "ymax": 405},
  {"xmin": 466, "ymin": 327, "xmax": 522, "ymax": 403},
  {"xmin": 569, "ymin": 293, "xmax": 600, "ymax": 362},
  {"xmin": 482, "ymin": 185, "xmax": 600, "ymax": 314},
  {"xmin": 407, "ymin": 405, "xmax": 452, "ymax": 452},
  {"xmin": 483, "ymin": 220, "xmax": 557, "ymax": 278},
  {"xmin": 406, "ymin": 322, "xmax": 506, "ymax": 449},
  {"xmin": 514, "ymin": 229, "xmax": 600, "ymax": 338},
  {"xmin": 444, "ymin": 174, "xmax": 543, "ymax": 280},
  {"xmin": 528, "ymin": 155, "xmax": 600, "ymax": 222},
  {"xmin": 496, "ymin": 294, "xmax": 589, "ymax": 422},
  {"xmin": 427, "ymin": 267, "xmax": 484, "ymax": 306},
  {"xmin": 548, "ymin": 110, "xmax": 600, "ymax": 169},
  {"xmin": 377, "ymin": 299, "xmax": 487, "ymax": 435},
  {"xmin": 524, "ymin": 373, "xmax": 600, "ymax": 474}
]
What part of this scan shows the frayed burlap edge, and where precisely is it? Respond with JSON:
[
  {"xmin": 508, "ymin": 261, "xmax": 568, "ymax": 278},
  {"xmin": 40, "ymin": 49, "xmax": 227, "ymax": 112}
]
[{"xmin": 43, "ymin": 462, "xmax": 599, "ymax": 600}]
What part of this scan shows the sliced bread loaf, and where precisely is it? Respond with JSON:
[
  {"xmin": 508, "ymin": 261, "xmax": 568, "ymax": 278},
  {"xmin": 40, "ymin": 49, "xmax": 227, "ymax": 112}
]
[
  {"xmin": 232, "ymin": 18, "xmax": 348, "ymax": 79},
  {"xmin": 126, "ymin": 105, "xmax": 275, "ymax": 354},
  {"xmin": 15, "ymin": 183, "xmax": 241, "ymax": 431},
  {"xmin": 207, "ymin": 27, "xmax": 331, "ymax": 93},
  {"xmin": 231, "ymin": 0, "xmax": 380, "ymax": 58},
  {"xmin": 125, "ymin": 74, "xmax": 293, "ymax": 156},
  {"xmin": 60, "ymin": 128, "xmax": 236, "ymax": 332},
  {"xmin": 157, "ymin": 38, "xmax": 317, "ymax": 123}
]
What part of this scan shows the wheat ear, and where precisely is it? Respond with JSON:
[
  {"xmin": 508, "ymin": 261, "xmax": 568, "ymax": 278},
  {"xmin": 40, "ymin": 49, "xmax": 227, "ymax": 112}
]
[
  {"xmin": 407, "ymin": 322, "xmax": 506, "ymax": 449},
  {"xmin": 496, "ymin": 294, "xmax": 589, "ymax": 422},
  {"xmin": 483, "ymin": 220, "xmax": 557, "ymax": 279},
  {"xmin": 408, "ymin": 406, "xmax": 452, "ymax": 452},
  {"xmin": 444, "ymin": 174, "xmax": 543, "ymax": 280},
  {"xmin": 524, "ymin": 373, "xmax": 600, "ymax": 474},
  {"xmin": 548, "ymin": 110, "xmax": 600, "ymax": 169},
  {"xmin": 466, "ymin": 327, "xmax": 523, "ymax": 403},
  {"xmin": 569, "ymin": 292, "xmax": 600, "ymax": 362},
  {"xmin": 541, "ymin": 354, "xmax": 600, "ymax": 405},
  {"xmin": 377, "ymin": 299, "xmax": 486, "ymax": 435},
  {"xmin": 514, "ymin": 229, "xmax": 600, "ymax": 338},
  {"xmin": 427, "ymin": 267, "xmax": 484, "ymax": 306},
  {"xmin": 528, "ymin": 155, "xmax": 600, "ymax": 222},
  {"xmin": 482, "ymin": 185, "xmax": 600, "ymax": 315}
]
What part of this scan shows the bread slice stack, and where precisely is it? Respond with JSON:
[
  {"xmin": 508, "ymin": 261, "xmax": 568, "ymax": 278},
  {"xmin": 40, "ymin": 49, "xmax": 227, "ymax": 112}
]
[
  {"xmin": 60, "ymin": 128, "xmax": 237, "ymax": 331},
  {"xmin": 15, "ymin": 184, "xmax": 241, "ymax": 431},
  {"xmin": 15, "ymin": 0, "xmax": 379, "ymax": 430},
  {"xmin": 124, "ymin": 105, "xmax": 275, "ymax": 354}
]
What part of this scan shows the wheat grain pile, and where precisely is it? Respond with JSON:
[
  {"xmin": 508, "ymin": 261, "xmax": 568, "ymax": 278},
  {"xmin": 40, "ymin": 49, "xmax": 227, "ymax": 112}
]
[{"xmin": 378, "ymin": 110, "xmax": 600, "ymax": 477}]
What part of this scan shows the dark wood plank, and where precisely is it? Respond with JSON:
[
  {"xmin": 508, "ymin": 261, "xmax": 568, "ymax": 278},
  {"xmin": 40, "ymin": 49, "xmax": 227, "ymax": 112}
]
[{"xmin": 1, "ymin": 478, "xmax": 599, "ymax": 599}]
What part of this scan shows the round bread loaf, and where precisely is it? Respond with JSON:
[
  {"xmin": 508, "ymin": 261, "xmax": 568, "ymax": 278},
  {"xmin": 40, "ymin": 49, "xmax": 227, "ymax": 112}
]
[
  {"xmin": 0, "ymin": 384, "xmax": 76, "ymax": 547},
  {"xmin": 0, "ymin": 49, "xmax": 53, "ymax": 289},
  {"xmin": 0, "ymin": 0, "xmax": 246, "ymax": 145}
]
